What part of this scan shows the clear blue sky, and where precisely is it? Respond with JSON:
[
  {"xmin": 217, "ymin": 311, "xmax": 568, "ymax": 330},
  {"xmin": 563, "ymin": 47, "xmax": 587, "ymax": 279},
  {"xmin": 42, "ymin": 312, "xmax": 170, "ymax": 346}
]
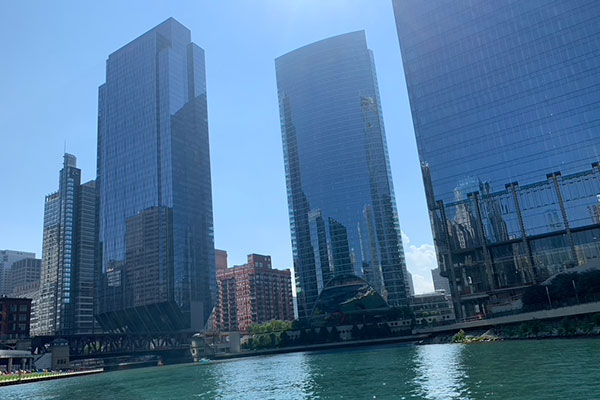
[{"xmin": 0, "ymin": 0, "xmax": 436, "ymax": 292}]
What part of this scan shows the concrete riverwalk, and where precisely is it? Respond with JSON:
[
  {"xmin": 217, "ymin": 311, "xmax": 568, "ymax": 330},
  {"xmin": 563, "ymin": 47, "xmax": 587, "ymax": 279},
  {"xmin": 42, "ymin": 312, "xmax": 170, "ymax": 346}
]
[
  {"xmin": 416, "ymin": 301, "xmax": 600, "ymax": 335},
  {"xmin": 0, "ymin": 368, "xmax": 104, "ymax": 387}
]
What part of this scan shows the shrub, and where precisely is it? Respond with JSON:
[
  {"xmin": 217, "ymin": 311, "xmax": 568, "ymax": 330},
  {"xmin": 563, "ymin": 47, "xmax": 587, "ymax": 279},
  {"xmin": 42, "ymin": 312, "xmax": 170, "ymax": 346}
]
[{"xmin": 452, "ymin": 329, "xmax": 466, "ymax": 343}]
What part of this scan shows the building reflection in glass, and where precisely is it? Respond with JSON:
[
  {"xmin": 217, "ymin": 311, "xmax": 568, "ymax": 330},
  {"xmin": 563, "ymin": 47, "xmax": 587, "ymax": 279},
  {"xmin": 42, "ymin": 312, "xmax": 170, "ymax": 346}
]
[
  {"xmin": 394, "ymin": 0, "xmax": 600, "ymax": 320},
  {"xmin": 96, "ymin": 18, "xmax": 215, "ymax": 333},
  {"xmin": 429, "ymin": 168, "xmax": 600, "ymax": 319},
  {"xmin": 276, "ymin": 31, "xmax": 410, "ymax": 319},
  {"xmin": 311, "ymin": 274, "xmax": 389, "ymax": 322}
]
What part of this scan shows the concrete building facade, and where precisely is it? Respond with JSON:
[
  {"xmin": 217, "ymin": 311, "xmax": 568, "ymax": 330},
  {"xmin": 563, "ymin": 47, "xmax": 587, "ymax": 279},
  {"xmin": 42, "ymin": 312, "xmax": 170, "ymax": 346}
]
[
  {"xmin": 6, "ymin": 258, "xmax": 41, "ymax": 334},
  {"xmin": 0, "ymin": 250, "xmax": 36, "ymax": 296}
]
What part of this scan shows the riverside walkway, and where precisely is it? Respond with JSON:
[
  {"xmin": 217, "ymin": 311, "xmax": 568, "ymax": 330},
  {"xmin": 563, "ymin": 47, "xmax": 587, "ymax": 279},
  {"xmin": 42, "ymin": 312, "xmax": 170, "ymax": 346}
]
[
  {"xmin": 0, "ymin": 369, "xmax": 103, "ymax": 386},
  {"xmin": 416, "ymin": 301, "xmax": 600, "ymax": 335}
]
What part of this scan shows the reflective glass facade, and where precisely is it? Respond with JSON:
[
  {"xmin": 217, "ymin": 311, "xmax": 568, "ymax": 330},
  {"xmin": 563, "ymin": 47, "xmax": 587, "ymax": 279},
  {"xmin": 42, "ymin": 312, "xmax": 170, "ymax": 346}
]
[
  {"xmin": 393, "ymin": 0, "xmax": 600, "ymax": 318},
  {"xmin": 97, "ymin": 18, "xmax": 215, "ymax": 333},
  {"xmin": 312, "ymin": 275, "xmax": 389, "ymax": 319},
  {"xmin": 276, "ymin": 31, "xmax": 409, "ymax": 319},
  {"xmin": 38, "ymin": 154, "xmax": 97, "ymax": 335}
]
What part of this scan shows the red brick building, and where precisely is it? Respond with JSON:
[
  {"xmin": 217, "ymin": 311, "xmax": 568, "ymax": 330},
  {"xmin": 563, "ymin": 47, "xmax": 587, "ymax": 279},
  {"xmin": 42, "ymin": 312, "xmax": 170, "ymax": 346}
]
[
  {"xmin": 216, "ymin": 254, "xmax": 294, "ymax": 332},
  {"xmin": 0, "ymin": 297, "xmax": 32, "ymax": 339},
  {"xmin": 215, "ymin": 249, "xmax": 228, "ymax": 273}
]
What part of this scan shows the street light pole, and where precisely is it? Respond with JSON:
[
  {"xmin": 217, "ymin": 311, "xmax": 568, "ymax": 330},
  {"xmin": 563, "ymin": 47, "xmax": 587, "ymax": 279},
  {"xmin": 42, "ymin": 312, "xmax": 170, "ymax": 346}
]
[
  {"xmin": 572, "ymin": 279, "xmax": 580, "ymax": 305},
  {"xmin": 545, "ymin": 286, "xmax": 552, "ymax": 308}
]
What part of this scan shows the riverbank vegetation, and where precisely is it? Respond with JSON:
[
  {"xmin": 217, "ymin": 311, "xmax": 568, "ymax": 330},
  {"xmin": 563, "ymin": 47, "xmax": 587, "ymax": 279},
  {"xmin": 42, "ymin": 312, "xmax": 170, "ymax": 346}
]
[
  {"xmin": 242, "ymin": 309, "xmax": 415, "ymax": 351},
  {"xmin": 495, "ymin": 313, "xmax": 600, "ymax": 339},
  {"xmin": 247, "ymin": 320, "xmax": 293, "ymax": 334},
  {"xmin": 444, "ymin": 313, "xmax": 600, "ymax": 344}
]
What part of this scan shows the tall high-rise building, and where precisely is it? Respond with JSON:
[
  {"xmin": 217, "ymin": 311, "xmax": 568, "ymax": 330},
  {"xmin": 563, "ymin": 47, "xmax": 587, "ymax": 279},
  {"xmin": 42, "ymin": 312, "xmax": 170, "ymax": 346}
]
[
  {"xmin": 96, "ymin": 18, "xmax": 215, "ymax": 333},
  {"xmin": 38, "ymin": 154, "xmax": 97, "ymax": 335},
  {"xmin": 6, "ymin": 258, "xmax": 41, "ymax": 294},
  {"xmin": 9, "ymin": 258, "xmax": 42, "ymax": 335},
  {"xmin": 216, "ymin": 254, "xmax": 294, "ymax": 332},
  {"xmin": 393, "ymin": 0, "xmax": 600, "ymax": 319},
  {"xmin": 406, "ymin": 270, "xmax": 415, "ymax": 296},
  {"xmin": 276, "ymin": 31, "xmax": 410, "ymax": 319},
  {"xmin": 0, "ymin": 250, "xmax": 35, "ymax": 295}
]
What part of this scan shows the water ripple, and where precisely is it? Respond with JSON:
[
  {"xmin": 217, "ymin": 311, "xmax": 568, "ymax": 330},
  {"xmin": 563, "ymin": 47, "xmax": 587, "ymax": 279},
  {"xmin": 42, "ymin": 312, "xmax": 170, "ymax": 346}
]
[
  {"xmin": 411, "ymin": 344, "xmax": 469, "ymax": 400},
  {"xmin": 3, "ymin": 340, "xmax": 600, "ymax": 399}
]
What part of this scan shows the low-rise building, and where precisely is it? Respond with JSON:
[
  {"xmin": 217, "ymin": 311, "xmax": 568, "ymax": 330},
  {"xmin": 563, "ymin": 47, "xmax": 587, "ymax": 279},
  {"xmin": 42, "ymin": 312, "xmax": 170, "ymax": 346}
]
[
  {"xmin": 411, "ymin": 291, "xmax": 455, "ymax": 326},
  {"xmin": 0, "ymin": 297, "xmax": 32, "ymax": 340},
  {"xmin": 11, "ymin": 282, "xmax": 40, "ymax": 335}
]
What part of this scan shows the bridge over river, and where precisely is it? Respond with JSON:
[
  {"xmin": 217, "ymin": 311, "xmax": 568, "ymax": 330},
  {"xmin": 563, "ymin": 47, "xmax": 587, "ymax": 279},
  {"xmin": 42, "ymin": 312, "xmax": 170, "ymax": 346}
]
[{"xmin": 31, "ymin": 332, "xmax": 192, "ymax": 360}]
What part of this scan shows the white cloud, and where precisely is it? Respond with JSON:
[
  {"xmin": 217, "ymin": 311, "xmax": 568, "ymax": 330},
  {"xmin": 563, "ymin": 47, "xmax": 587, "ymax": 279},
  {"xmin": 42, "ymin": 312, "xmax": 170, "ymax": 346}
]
[{"xmin": 402, "ymin": 231, "xmax": 436, "ymax": 294}]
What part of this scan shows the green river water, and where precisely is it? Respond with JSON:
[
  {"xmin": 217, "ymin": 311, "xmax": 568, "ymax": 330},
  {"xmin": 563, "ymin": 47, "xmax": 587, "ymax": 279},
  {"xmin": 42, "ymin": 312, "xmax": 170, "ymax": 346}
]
[{"xmin": 3, "ymin": 339, "xmax": 599, "ymax": 399}]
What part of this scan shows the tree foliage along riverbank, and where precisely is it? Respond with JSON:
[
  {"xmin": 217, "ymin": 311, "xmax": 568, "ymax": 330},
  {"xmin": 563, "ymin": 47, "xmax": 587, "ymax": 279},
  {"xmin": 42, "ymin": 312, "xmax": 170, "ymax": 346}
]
[
  {"xmin": 447, "ymin": 313, "xmax": 600, "ymax": 344},
  {"xmin": 242, "ymin": 305, "xmax": 416, "ymax": 350},
  {"xmin": 243, "ymin": 321, "xmax": 410, "ymax": 350},
  {"xmin": 247, "ymin": 320, "xmax": 293, "ymax": 334}
]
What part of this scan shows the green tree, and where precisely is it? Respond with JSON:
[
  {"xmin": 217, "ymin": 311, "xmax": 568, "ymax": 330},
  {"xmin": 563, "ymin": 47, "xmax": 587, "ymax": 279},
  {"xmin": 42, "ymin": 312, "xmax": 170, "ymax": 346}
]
[
  {"xmin": 258, "ymin": 334, "xmax": 272, "ymax": 348},
  {"xmin": 248, "ymin": 323, "xmax": 260, "ymax": 334}
]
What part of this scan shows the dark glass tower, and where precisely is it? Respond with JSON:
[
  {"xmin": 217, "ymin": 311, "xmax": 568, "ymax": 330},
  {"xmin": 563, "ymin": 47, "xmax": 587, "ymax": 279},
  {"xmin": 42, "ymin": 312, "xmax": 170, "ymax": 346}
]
[
  {"xmin": 276, "ymin": 31, "xmax": 410, "ymax": 319},
  {"xmin": 96, "ymin": 18, "xmax": 215, "ymax": 333},
  {"xmin": 393, "ymin": 0, "xmax": 600, "ymax": 319}
]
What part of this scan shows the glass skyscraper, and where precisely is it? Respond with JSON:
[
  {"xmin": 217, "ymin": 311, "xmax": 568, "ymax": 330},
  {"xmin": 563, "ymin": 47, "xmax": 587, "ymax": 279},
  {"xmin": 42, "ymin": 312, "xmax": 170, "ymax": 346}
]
[
  {"xmin": 38, "ymin": 154, "xmax": 97, "ymax": 335},
  {"xmin": 393, "ymin": 0, "xmax": 600, "ymax": 319},
  {"xmin": 276, "ymin": 31, "xmax": 410, "ymax": 319},
  {"xmin": 96, "ymin": 18, "xmax": 215, "ymax": 333}
]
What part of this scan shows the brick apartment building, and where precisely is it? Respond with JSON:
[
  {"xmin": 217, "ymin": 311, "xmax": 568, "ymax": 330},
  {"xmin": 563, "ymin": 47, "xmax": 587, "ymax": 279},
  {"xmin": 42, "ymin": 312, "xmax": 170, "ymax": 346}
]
[{"xmin": 216, "ymin": 254, "xmax": 294, "ymax": 332}]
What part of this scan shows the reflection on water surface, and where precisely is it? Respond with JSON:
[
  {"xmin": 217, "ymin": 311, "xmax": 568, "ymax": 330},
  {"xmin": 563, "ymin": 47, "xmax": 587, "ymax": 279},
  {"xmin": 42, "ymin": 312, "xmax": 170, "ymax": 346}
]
[{"xmin": 3, "ymin": 340, "xmax": 600, "ymax": 400}]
